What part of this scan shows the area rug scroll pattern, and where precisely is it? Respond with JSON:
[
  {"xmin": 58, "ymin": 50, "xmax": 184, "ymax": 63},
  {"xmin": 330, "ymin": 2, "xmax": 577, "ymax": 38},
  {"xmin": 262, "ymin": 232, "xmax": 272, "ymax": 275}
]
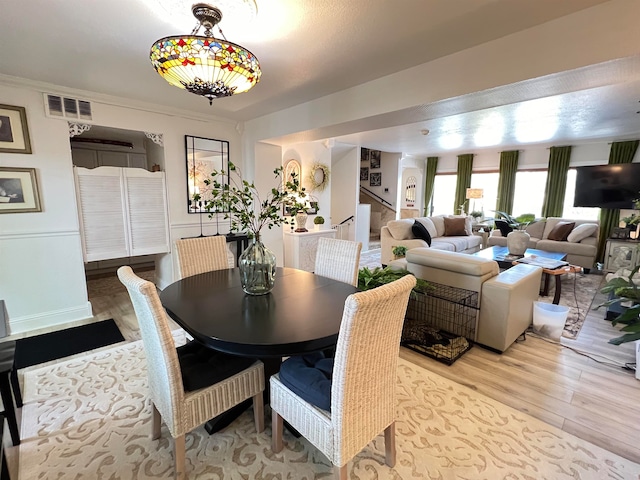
[{"xmin": 19, "ymin": 341, "xmax": 639, "ymax": 479}]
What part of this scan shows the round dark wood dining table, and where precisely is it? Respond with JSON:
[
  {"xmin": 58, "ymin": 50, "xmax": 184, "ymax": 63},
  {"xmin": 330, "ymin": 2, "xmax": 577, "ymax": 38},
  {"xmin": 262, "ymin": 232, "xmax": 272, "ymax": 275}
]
[
  {"xmin": 159, "ymin": 266, "xmax": 358, "ymax": 434},
  {"xmin": 159, "ymin": 267, "xmax": 358, "ymax": 358}
]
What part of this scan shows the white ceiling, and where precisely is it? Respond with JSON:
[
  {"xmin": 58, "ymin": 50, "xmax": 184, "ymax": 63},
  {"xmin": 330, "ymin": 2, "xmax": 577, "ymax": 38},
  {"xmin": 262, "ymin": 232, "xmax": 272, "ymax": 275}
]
[{"xmin": 0, "ymin": 0, "xmax": 638, "ymax": 156}]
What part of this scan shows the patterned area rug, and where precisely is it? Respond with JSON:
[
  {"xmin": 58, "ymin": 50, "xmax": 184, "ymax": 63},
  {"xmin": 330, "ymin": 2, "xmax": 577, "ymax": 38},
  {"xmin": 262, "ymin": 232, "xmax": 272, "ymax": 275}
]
[
  {"xmin": 538, "ymin": 271, "xmax": 603, "ymax": 339},
  {"xmin": 19, "ymin": 341, "xmax": 640, "ymax": 479}
]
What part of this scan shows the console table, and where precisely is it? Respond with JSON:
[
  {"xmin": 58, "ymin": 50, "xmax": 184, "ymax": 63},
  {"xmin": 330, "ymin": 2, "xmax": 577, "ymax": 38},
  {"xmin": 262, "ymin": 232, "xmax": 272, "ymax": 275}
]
[{"xmin": 283, "ymin": 229, "xmax": 336, "ymax": 272}]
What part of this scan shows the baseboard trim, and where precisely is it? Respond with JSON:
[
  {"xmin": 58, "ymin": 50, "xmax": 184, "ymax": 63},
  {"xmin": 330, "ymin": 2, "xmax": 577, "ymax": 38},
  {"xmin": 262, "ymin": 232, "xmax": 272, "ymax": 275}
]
[{"xmin": 9, "ymin": 302, "xmax": 94, "ymax": 336}]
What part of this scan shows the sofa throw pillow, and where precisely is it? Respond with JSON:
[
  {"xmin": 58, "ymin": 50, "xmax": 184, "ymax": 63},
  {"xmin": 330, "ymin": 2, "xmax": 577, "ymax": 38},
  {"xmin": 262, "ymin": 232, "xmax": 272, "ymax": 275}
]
[
  {"xmin": 567, "ymin": 223, "xmax": 598, "ymax": 243},
  {"xmin": 494, "ymin": 219, "xmax": 513, "ymax": 237},
  {"xmin": 386, "ymin": 219, "xmax": 414, "ymax": 240},
  {"xmin": 412, "ymin": 220, "xmax": 432, "ymax": 246},
  {"xmin": 416, "ymin": 217, "xmax": 437, "ymax": 239},
  {"xmin": 443, "ymin": 216, "xmax": 467, "ymax": 236},
  {"xmin": 547, "ymin": 221, "xmax": 575, "ymax": 241}
]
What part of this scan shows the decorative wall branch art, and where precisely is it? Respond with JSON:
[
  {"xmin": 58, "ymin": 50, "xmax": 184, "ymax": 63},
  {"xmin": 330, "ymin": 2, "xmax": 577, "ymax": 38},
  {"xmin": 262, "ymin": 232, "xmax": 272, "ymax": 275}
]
[
  {"xmin": 0, "ymin": 167, "xmax": 41, "ymax": 213},
  {"xmin": 370, "ymin": 172, "xmax": 382, "ymax": 187},
  {"xmin": 360, "ymin": 167, "xmax": 369, "ymax": 181},
  {"xmin": 0, "ymin": 105, "xmax": 31, "ymax": 154}
]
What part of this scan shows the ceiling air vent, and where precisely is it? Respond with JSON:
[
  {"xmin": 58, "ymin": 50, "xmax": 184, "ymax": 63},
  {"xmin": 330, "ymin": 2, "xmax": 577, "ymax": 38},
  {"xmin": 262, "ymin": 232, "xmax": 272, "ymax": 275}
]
[{"xmin": 44, "ymin": 94, "xmax": 93, "ymax": 121}]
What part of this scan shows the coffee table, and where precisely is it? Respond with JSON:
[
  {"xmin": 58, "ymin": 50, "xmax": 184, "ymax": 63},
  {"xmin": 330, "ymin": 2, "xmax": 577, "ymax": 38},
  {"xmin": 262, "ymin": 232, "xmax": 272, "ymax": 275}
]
[{"xmin": 473, "ymin": 246, "xmax": 580, "ymax": 304}]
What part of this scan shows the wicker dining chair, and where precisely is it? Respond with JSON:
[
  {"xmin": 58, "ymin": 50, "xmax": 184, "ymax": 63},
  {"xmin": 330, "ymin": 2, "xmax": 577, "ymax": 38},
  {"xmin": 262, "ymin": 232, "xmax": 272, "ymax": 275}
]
[
  {"xmin": 314, "ymin": 237, "xmax": 362, "ymax": 286},
  {"xmin": 270, "ymin": 274, "xmax": 416, "ymax": 479},
  {"xmin": 174, "ymin": 235, "xmax": 231, "ymax": 279},
  {"xmin": 117, "ymin": 266, "xmax": 265, "ymax": 480}
]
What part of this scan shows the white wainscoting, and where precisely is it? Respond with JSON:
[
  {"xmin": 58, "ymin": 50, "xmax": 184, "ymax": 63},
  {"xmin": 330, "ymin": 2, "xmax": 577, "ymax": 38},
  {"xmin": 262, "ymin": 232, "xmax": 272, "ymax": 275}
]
[{"xmin": 0, "ymin": 230, "xmax": 93, "ymax": 335}]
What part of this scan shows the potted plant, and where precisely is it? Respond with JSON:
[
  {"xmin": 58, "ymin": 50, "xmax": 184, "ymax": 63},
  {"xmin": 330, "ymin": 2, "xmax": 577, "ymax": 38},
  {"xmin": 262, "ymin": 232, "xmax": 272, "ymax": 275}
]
[
  {"xmin": 493, "ymin": 211, "xmax": 537, "ymax": 256},
  {"xmin": 595, "ymin": 264, "xmax": 640, "ymax": 378},
  {"xmin": 313, "ymin": 215, "xmax": 325, "ymax": 230},
  {"xmin": 201, "ymin": 161, "xmax": 305, "ymax": 295},
  {"xmin": 596, "ymin": 265, "xmax": 640, "ymax": 345},
  {"xmin": 470, "ymin": 210, "xmax": 483, "ymax": 222},
  {"xmin": 392, "ymin": 245, "xmax": 408, "ymax": 259}
]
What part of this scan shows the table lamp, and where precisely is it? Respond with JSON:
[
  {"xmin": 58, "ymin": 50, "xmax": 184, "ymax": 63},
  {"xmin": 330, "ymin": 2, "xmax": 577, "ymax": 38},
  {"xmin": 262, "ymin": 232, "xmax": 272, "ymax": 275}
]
[{"xmin": 465, "ymin": 188, "xmax": 484, "ymax": 215}]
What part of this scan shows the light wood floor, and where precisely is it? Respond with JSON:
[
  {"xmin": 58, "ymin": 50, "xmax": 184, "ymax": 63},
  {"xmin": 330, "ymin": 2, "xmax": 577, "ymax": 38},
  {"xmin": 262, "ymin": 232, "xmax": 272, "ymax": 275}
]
[
  {"xmin": 7, "ymin": 268, "xmax": 639, "ymax": 476},
  {"xmin": 401, "ymin": 282, "xmax": 640, "ymax": 465}
]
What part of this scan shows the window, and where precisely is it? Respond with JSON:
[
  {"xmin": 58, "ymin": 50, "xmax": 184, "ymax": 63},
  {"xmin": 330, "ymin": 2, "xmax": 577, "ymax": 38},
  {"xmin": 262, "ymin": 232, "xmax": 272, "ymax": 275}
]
[
  {"xmin": 512, "ymin": 170, "xmax": 547, "ymax": 217},
  {"xmin": 470, "ymin": 172, "xmax": 499, "ymax": 217},
  {"xmin": 430, "ymin": 174, "xmax": 457, "ymax": 215},
  {"xmin": 562, "ymin": 169, "xmax": 600, "ymax": 220}
]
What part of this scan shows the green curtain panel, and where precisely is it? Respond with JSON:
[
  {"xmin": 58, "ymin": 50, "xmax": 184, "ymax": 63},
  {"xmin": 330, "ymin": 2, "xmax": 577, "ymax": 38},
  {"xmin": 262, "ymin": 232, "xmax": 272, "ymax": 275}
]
[
  {"xmin": 495, "ymin": 151, "xmax": 519, "ymax": 214},
  {"xmin": 596, "ymin": 140, "xmax": 640, "ymax": 263},
  {"xmin": 541, "ymin": 146, "xmax": 572, "ymax": 218},
  {"xmin": 454, "ymin": 154, "xmax": 473, "ymax": 214},
  {"xmin": 423, "ymin": 156, "xmax": 438, "ymax": 216}
]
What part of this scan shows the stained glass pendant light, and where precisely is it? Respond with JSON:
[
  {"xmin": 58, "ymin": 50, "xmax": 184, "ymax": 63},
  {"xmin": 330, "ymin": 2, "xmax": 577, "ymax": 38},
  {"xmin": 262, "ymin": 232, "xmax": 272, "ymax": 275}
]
[{"xmin": 150, "ymin": 3, "xmax": 261, "ymax": 104}]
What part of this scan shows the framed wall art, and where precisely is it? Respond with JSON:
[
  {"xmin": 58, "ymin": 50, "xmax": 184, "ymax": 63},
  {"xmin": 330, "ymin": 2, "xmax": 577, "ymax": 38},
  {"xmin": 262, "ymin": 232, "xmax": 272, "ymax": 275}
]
[
  {"xmin": 0, "ymin": 105, "xmax": 32, "ymax": 154},
  {"xmin": 370, "ymin": 149, "xmax": 381, "ymax": 168},
  {"xmin": 370, "ymin": 172, "xmax": 382, "ymax": 187},
  {"xmin": 361, "ymin": 147, "xmax": 370, "ymax": 162},
  {"xmin": 0, "ymin": 167, "xmax": 41, "ymax": 213},
  {"xmin": 360, "ymin": 167, "xmax": 369, "ymax": 181}
]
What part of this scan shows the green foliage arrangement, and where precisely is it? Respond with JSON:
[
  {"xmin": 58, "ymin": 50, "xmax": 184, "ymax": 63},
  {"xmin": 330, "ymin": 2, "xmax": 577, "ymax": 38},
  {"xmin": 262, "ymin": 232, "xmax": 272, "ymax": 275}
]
[
  {"xmin": 199, "ymin": 161, "xmax": 305, "ymax": 239},
  {"xmin": 392, "ymin": 245, "xmax": 408, "ymax": 257},
  {"xmin": 595, "ymin": 264, "xmax": 640, "ymax": 345},
  {"xmin": 493, "ymin": 211, "xmax": 537, "ymax": 230},
  {"xmin": 358, "ymin": 266, "xmax": 430, "ymax": 296},
  {"xmin": 313, "ymin": 216, "xmax": 325, "ymax": 225},
  {"xmin": 470, "ymin": 210, "xmax": 483, "ymax": 219}
]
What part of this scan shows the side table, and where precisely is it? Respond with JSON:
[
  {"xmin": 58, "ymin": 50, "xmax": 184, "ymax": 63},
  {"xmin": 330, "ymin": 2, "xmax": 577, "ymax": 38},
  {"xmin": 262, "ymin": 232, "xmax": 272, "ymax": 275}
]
[{"xmin": 283, "ymin": 229, "xmax": 336, "ymax": 272}]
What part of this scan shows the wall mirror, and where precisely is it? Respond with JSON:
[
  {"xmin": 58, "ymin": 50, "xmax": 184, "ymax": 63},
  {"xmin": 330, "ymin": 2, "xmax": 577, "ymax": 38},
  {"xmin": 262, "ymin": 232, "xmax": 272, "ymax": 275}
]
[
  {"xmin": 283, "ymin": 159, "xmax": 301, "ymax": 187},
  {"xmin": 185, "ymin": 135, "xmax": 229, "ymax": 213}
]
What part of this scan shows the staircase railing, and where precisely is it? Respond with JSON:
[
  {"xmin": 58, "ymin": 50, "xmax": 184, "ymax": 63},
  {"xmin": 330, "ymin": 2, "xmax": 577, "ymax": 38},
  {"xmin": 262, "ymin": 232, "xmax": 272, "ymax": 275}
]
[{"xmin": 360, "ymin": 186, "xmax": 393, "ymax": 208}]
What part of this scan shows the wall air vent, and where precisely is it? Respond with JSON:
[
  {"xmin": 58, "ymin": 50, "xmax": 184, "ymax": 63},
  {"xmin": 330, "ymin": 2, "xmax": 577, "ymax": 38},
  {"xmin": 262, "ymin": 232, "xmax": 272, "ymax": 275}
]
[{"xmin": 44, "ymin": 94, "xmax": 93, "ymax": 121}]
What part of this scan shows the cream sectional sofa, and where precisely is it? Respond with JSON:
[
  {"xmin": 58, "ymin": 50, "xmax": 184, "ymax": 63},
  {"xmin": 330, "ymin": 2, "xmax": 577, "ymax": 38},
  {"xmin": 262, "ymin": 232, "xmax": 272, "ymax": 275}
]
[
  {"xmin": 390, "ymin": 248, "xmax": 542, "ymax": 352},
  {"xmin": 380, "ymin": 215, "xmax": 482, "ymax": 265},
  {"xmin": 487, "ymin": 217, "xmax": 599, "ymax": 270}
]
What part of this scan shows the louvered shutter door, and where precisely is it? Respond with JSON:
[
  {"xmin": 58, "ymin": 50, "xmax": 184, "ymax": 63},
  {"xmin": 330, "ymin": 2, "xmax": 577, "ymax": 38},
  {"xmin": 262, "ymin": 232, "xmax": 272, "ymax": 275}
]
[
  {"xmin": 124, "ymin": 169, "xmax": 170, "ymax": 256},
  {"xmin": 74, "ymin": 167, "xmax": 129, "ymax": 261}
]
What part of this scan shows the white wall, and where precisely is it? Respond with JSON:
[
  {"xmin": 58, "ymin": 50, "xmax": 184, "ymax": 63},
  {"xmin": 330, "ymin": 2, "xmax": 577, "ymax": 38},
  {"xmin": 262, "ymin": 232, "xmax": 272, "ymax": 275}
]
[
  {"xmin": 281, "ymin": 141, "xmax": 332, "ymax": 224},
  {"xmin": 0, "ymin": 80, "xmax": 241, "ymax": 332},
  {"xmin": 331, "ymin": 147, "xmax": 359, "ymax": 240},
  {"xmin": 433, "ymin": 142, "xmax": 626, "ymax": 173}
]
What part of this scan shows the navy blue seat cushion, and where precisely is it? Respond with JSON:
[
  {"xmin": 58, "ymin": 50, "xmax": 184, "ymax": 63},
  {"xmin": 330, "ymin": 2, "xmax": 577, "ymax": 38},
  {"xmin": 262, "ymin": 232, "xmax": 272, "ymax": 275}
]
[
  {"xmin": 279, "ymin": 351, "xmax": 333, "ymax": 411},
  {"xmin": 494, "ymin": 219, "xmax": 514, "ymax": 237},
  {"xmin": 176, "ymin": 341, "xmax": 255, "ymax": 392},
  {"xmin": 412, "ymin": 220, "xmax": 432, "ymax": 246}
]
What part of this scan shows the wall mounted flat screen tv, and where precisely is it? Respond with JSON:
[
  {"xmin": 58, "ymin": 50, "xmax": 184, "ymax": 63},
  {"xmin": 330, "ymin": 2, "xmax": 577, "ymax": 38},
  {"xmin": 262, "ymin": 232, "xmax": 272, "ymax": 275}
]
[{"xmin": 573, "ymin": 163, "xmax": 640, "ymax": 209}]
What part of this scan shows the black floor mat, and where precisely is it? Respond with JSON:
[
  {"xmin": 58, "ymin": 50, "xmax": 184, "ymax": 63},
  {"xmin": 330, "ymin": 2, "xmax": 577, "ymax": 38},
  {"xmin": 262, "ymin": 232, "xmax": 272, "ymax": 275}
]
[{"xmin": 14, "ymin": 319, "xmax": 125, "ymax": 370}]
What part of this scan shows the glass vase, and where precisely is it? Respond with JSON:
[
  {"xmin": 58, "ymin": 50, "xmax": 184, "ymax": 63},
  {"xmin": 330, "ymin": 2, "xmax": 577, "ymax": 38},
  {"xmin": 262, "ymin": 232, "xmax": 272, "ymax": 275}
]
[{"xmin": 239, "ymin": 235, "xmax": 276, "ymax": 295}]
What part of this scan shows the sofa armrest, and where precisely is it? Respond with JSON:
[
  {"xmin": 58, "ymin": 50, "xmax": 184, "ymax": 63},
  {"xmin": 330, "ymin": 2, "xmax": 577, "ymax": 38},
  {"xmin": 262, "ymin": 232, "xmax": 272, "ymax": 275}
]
[
  {"xmin": 380, "ymin": 226, "xmax": 428, "ymax": 265},
  {"xmin": 477, "ymin": 264, "xmax": 542, "ymax": 352}
]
